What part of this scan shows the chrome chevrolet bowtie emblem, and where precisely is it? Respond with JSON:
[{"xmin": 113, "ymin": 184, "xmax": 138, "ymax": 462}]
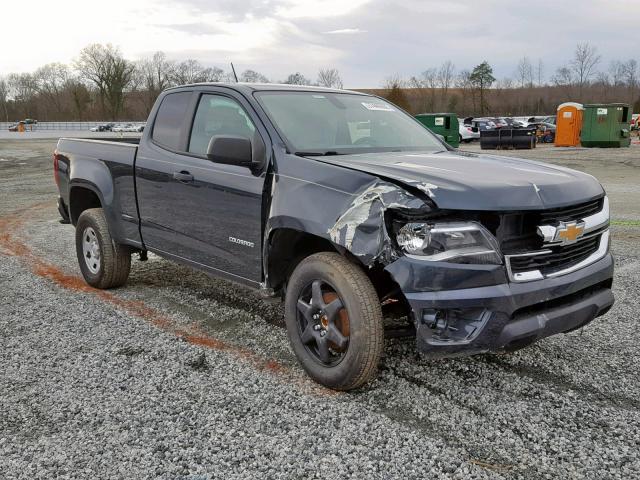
[{"xmin": 538, "ymin": 220, "xmax": 586, "ymax": 245}]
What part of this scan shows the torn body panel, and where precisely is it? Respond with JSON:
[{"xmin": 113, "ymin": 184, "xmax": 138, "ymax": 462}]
[
  {"xmin": 264, "ymin": 153, "xmax": 430, "ymax": 270},
  {"xmin": 327, "ymin": 181, "xmax": 427, "ymax": 265}
]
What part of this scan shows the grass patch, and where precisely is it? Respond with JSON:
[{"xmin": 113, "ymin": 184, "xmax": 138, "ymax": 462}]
[{"xmin": 611, "ymin": 219, "xmax": 640, "ymax": 227}]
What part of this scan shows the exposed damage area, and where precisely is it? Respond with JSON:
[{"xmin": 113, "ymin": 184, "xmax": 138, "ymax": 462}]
[{"xmin": 328, "ymin": 180, "xmax": 429, "ymax": 266}]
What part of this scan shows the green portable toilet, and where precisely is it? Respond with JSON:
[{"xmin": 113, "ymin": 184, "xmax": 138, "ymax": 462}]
[
  {"xmin": 580, "ymin": 103, "xmax": 631, "ymax": 147},
  {"xmin": 415, "ymin": 113, "xmax": 459, "ymax": 147}
]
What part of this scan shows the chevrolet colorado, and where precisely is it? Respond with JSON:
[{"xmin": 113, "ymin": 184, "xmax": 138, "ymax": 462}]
[{"xmin": 54, "ymin": 84, "xmax": 614, "ymax": 390}]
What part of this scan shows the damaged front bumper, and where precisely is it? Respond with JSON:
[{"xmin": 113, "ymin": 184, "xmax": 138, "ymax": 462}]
[{"xmin": 385, "ymin": 252, "xmax": 614, "ymax": 356}]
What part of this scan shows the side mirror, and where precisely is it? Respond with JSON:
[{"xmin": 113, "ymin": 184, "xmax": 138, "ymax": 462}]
[{"xmin": 206, "ymin": 135, "xmax": 253, "ymax": 167}]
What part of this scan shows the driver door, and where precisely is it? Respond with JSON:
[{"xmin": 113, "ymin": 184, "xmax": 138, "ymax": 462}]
[
  {"xmin": 173, "ymin": 92, "xmax": 267, "ymax": 283},
  {"xmin": 137, "ymin": 90, "xmax": 268, "ymax": 284}
]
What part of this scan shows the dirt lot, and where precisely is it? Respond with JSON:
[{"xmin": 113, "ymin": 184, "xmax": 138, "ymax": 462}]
[{"xmin": 1, "ymin": 138, "xmax": 639, "ymax": 479}]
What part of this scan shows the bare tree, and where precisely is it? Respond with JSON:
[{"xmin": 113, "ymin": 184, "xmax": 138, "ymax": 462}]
[
  {"xmin": 622, "ymin": 59, "xmax": 638, "ymax": 104},
  {"xmin": 136, "ymin": 52, "xmax": 175, "ymax": 112},
  {"xmin": 414, "ymin": 68, "xmax": 437, "ymax": 110},
  {"xmin": 552, "ymin": 66, "xmax": 573, "ymax": 86},
  {"xmin": 317, "ymin": 68, "xmax": 343, "ymax": 89},
  {"xmin": 456, "ymin": 69, "xmax": 474, "ymax": 113},
  {"xmin": 516, "ymin": 56, "xmax": 534, "ymax": 88},
  {"xmin": 594, "ymin": 71, "xmax": 610, "ymax": 86},
  {"xmin": 67, "ymin": 79, "xmax": 92, "ymax": 120},
  {"xmin": 536, "ymin": 59, "xmax": 544, "ymax": 86},
  {"xmin": 0, "ymin": 77, "xmax": 10, "ymax": 122},
  {"xmin": 34, "ymin": 63, "xmax": 71, "ymax": 117},
  {"xmin": 622, "ymin": 59, "xmax": 638, "ymax": 87},
  {"xmin": 173, "ymin": 59, "xmax": 204, "ymax": 84},
  {"xmin": 383, "ymin": 75, "xmax": 410, "ymax": 111},
  {"xmin": 75, "ymin": 44, "xmax": 135, "ymax": 120},
  {"xmin": 7, "ymin": 72, "xmax": 38, "ymax": 118},
  {"xmin": 284, "ymin": 72, "xmax": 311, "ymax": 85},
  {"xmin": 241, "ymin": 69, "xmax": 270, "ymax": 83},
  {"xmin": 408, "ymin": 75, "xmax": 428, "ymax": 112},
  {"xmin": 169, "ymin": 59, "xmax": 226, "ymax": 86},
  {"xmin": 201, "ymin": 67, "xmax": 227, "ymax": 82},
  {"xmin": 609, "ymin": 60, "xmax": 625, "ymax": 86},
  {"xmin": 571, "ymin": 42, "xmax": 601, "ymax": 98},
  {"xmin": 437, "ymin": 61, "xmax": 455, "ymax": 107}
]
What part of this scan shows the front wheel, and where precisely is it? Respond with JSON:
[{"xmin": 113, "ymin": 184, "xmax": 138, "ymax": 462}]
[
  {"xmin": 284, "ymin": 252, "xmax": 384, "ymax": 391},
  {"xmin": 75, "ymin": 208, "xmax": 131, "ymax": 289}
]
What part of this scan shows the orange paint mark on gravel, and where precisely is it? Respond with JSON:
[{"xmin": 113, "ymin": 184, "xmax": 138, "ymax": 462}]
[{"xmin": 0, "ymin": 203, "xmax": 336, "ymax": 396}]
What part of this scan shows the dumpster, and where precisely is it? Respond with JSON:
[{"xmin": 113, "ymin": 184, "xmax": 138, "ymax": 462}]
[
  {"xmin": 555, "ymin": 102, "xmax": 584, "ymax": 147},
  {"xmin": 415, "ymin": 113, "xmax": 460, "ymax": 147},
  {"xmin": 581, "ymin": 103, "xmax": 631, "ymax": 147},
  {"xmin": 480, "ymin": 128, "xmax": 536, "ymax": 150}
]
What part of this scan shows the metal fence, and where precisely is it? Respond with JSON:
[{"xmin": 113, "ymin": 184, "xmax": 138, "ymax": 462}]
[{"xmin": 0, "ymin": 121, "xmax": 146, "ymax": 131}]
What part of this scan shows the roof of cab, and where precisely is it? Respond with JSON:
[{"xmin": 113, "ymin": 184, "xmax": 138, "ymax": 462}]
[{"xmin": 164, "ymin": 82, "xmax": 367, "ymax": 96}]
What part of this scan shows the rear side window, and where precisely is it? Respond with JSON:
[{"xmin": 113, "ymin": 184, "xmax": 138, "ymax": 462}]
[{"xmin": 152, "ymin": 92, "xmax": 192, "ymax": 150}]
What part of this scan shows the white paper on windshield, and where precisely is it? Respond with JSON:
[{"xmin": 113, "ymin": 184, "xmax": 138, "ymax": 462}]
[{"xmin": 362, "ymin": 102, "xmax": 395, "ymax": 112}]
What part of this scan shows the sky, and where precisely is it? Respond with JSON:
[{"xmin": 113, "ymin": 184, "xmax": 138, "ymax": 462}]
[{"xmin": 2, "ymin": 0, "xmax": 639, "ymax": 88}]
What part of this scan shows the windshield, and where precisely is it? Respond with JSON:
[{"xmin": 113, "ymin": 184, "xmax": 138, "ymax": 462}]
[{"xmin": 255, "ymin": 91, "xmax": 443, "ymax": 155}]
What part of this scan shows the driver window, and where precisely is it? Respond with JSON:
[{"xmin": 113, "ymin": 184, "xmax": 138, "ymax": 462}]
[{"xmin": 189, "ymin": 94, "xmax": 256, "ymax": 155}]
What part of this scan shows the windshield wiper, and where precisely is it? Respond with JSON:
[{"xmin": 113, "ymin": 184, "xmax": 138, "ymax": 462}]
[{"xmin": 294, "ymin": 151, "xmax": 342, "ymax": 157}]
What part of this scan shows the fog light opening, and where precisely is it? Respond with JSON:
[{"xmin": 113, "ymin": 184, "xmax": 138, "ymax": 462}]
[{"xmin": 420, "ymin": 308, "xmax": 491, "ymax": 345}]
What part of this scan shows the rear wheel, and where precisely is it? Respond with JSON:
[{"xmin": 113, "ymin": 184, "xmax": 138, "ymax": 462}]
[
  {"xmin": 75, "ymin": 208, "xmax": 131, "ymax": 289},
  {"xmin": 284, "ymin": 252, "xmax": 384, "ymax": 391}
]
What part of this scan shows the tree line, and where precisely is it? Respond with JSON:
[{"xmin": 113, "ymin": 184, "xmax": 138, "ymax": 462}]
[
  {"xmin": 0, "ymin": 42, "xmax": 637, "ymax": 122},
  {"xmin": 378, "ymin": 43, "xmax": 639, "ymax": 116},
  {"xmin": 0, "ymin": 44, "xmax": 343, "ymax": 122}
]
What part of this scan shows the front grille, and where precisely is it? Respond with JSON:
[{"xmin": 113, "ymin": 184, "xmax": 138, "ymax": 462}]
[
  {"xmin": 497, "ymin": 196, "xmax": 605, "ymax": 254},
  {"xmin": 508, "ymin": 234, "xmax": 601, "ymax": 276},
  {"xmin": 538, "ymin": 198, "xmax": 603, "ymax": 224}
]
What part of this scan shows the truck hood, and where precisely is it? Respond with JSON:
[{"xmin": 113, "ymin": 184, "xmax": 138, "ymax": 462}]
[{"xmin": 314, "ymin": 150, "xmax": 604, "ymax": 210}]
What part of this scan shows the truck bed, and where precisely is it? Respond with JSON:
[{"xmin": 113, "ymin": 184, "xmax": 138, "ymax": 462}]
[{"xmin": 55, "ymin": 137, "xmax": 141, "ymax": 247}]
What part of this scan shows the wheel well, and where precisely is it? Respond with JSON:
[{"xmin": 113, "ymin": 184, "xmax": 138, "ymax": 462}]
[
  {"xmin": 266, "ymin": 228, "xmax": 412, "ymax": 322},
  {"xmin": 69, "ymin": 187, "xmax": 102, "ymax": 225},
  {"xmin": 266, "ymin": 229, "xmax": 344, "ymax": 293}
]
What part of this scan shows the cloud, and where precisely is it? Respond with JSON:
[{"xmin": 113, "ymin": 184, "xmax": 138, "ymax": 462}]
[
  {"xmin": 157, "ymin": 22, "xmax": 223, "ymax": 35},
  {"xmin": 324, "ymin": 28, "xmax": 366, "ymax": 35},
  {"xmin": 2, "ymin": 0, "xmax": 639, "ymax": 89}
]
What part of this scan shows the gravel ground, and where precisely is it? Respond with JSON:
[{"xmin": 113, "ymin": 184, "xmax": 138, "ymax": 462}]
[{"xmin": 1, "ymin": 138, "xmax": 639, "ymax": 479}]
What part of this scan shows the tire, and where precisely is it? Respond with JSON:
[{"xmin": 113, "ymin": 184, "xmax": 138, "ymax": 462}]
[
  {"xmin": 459, "ymin": 134, "xmax": 463, "ymax": 143},
  {"xmin": 284, "ymin": 252, "xmax": 384, "ymax": 391},
  {"xmin": 75, "ymin": 208, "xmax": 131, "ymax": 289}
]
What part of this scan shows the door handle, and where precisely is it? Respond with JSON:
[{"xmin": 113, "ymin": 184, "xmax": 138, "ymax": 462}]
[{"xmin": 173, "ymin": 170, "xmax": 194, "ymax": 183}]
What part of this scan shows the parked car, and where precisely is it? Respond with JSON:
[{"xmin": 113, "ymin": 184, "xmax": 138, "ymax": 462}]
[
  {"xmin": 458, "ymin": 121, "xmax": 480, "ymax": 142},
  {"xmin": 469, "ymin": 118, "xmax": 497, "ymax": 132},
  {"xmin": 53, "ymin": 84, "xmax": 613, "ymax": 391},
  {"xmin": 491, "ymin": 117, "xmax": 509, "ymax": 129},
  {"xmin": 630, "ymin": 114, "xmax": 639, "ymax": 131},
  {"xmin": 90, "ymin": 123, "xmax": 115, "ymax": 132},
  {"xmin": 503, "ymin": 117, "xmax": 527, "ymax": 128},
  {"xmin": 8, "ymin": 122, "xmax": 23, "ymax": 132},
  {"xmin": 111, "ymin": 124, "xmax": 132, "ymax": 132}
]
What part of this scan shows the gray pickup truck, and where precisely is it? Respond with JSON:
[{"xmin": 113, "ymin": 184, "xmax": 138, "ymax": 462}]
[{"xmin": 54, "ymin": 84, "xmax": 614, "ymax": 390}]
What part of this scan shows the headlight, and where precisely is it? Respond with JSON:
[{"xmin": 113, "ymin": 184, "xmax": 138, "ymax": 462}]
[{"xmin": 396, "ymin": 221, "xmax": 502, "ymax": 264}]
